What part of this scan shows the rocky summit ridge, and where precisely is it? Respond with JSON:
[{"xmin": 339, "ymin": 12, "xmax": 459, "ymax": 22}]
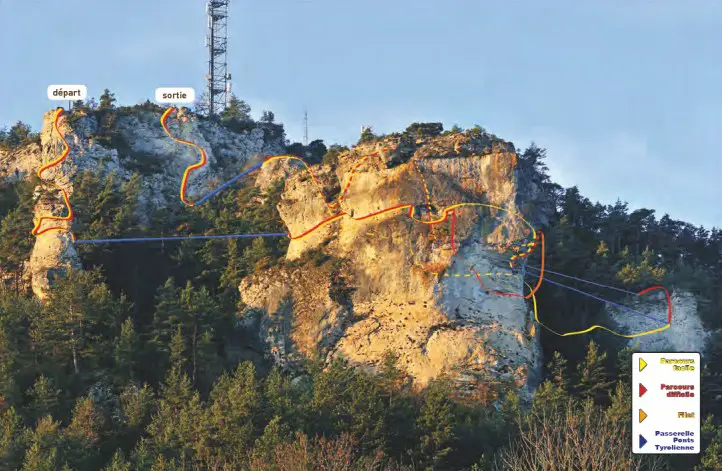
[
  {"xmin": 0, "ymin": 107, "xmax": 708, "ymax": 393},
  {"xmin": 241, "ymin": 132, "xmax": 546, "ymax": 391}
]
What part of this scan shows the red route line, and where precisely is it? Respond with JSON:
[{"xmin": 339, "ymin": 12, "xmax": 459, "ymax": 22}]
[
  {"xmin": 37, "ymin": 109, "xmax": 71, "ymax": 179},
  {"xmin": 156, "ymin": 126, "xmax": 542, "ymax": 295},
  {"xmin": 450, "ymin": 210, "xmax": 545, "ymax": 299},
  {"xmin": 277, "ymin": 150, "xmax": 667, "ymax": 331},
  {"xmin": 638, "ymin": 285, "xmax": 673, "ymax": 324},
  {"xmin": 274, "ymin": 150, "xmax": 541, "ymax": 294},
  {"xmin": 286, "ymin": 197, "xmax": 545, "ymax": 298},
  {"xmin": 32, "ymin": 108, "xmax": 76, "ymax": 242},
  {"xmin": 160, "ymin": 107, "xmax": 208, "ymax": 207}
]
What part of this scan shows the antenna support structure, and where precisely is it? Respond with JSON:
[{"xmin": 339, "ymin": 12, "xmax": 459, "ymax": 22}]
[
  {"xmin": 205, "ymin": 0, "xmax": 231, "ymax": 117},
  {"xmin": 303, "ymin": 109, "xmax": 309, "ymax": 146}
]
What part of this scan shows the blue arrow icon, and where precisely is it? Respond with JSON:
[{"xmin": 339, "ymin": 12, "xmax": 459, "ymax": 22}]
[{"xmin": 639, "ymin": 435, "xmax": 647, "ymax": 448}]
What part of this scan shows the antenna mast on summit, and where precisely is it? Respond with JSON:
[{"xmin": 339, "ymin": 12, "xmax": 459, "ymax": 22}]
[
  {"xmin": 303, "ymin": 109, "xmax": 309, "ymax": 146},
  {"xmin": 205, "ymin": 0, "xmax": 231, "ymax": 116}
]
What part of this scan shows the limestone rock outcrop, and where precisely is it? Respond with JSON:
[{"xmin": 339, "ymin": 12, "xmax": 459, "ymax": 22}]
[
  {"xmin": 241, "ymin": 132, "xmax": 543, "ymax": 391},
  {"xmin": 607, "ymin": 291, "xmax": 709, "ymax": 353},
  {"xmin": 0, "ymin": 107, "xmax": 285, "ymax": 299}
]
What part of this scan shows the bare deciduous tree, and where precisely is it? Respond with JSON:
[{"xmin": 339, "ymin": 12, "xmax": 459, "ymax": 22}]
[{"xmin": 494, "ymin": 399, "xmax": 669, "ymax": 471}]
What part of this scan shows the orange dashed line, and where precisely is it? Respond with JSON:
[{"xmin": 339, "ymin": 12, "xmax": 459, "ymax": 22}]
[
  {"xmin": 155, "ymin": 132, "xmax": 540, "ymax": 289},
  {"xmin": 264, "ymin": 149, "xmax": 392, "ymax": 214},
  {"xmin": 412, "ymin": 160, "xmax": 433, "ymax": 220},
  {"xmin": 448, "ymin": 210, "xmax": 546, "ymax": 299},
  {"xmin": 338, "ymin": 151, "xmax": 391, "ymax": 203},
  {"xmin": 263, "ymin": 155, "xmax": 339, "ymax": 214}
]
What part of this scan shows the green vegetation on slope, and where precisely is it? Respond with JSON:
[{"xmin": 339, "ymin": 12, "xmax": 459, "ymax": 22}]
[{"xmin": 0, "ymin": 114, "xmax": 720, "ymax": 469}]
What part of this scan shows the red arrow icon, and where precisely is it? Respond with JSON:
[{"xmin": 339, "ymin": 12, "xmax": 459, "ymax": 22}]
[{"xmin": 639, "ymin": 383, "xmax": 648, "ymax": 397}]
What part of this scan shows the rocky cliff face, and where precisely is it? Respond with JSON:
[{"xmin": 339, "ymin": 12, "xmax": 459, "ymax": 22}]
[
  {"xmin": 608, "ymin": 291, "xmax": 709, "ymax": 352},
  {"xmin": 0, "ymin": 107, "xmax": 285, "ymax": 299},
  {"xmin": 241, "ymin": 132, "xmax": 544, "ymax": 391},
  {"xmin": 1, "ymin": 107, "xmax": 710, "ymax": 390}
]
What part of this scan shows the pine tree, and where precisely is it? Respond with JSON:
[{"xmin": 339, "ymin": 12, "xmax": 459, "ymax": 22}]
[
  {"xmin": 358, "ymin": 126, "xmax": 376, "ymax": 144},
  {"xmin": 242, "ymin": 237, "xmax": 271, "ymax": 272},
  {"xmin": 220, "ymin": 95, "xmax": 251, "ymax": 122},
  {"xmin": 696, "ymin": 416, "xmax": 722, "ymax": 470},
  {"xmin": 219, "ymin": 239, "xmax": 242, "ymax": 293},
  {"xmin": 150, "ymin": 278, "xmax": 183, "ymax": 371},
  {"xmin": 605, "ymin": 381, "xmax": 630, "ymax": 424},
  {"xmin": 65, "ymin": 397, "xmax": 107, "ymax": 469},
  {"xmin": 249, "ymin": 416, "xmax": 290, "ymax": 464},
  {"xmin": 103, "ymin": 451, "xmax": 132, "ymax": 471},
  {"xmin": 0, "ymin": 406, "xmax": 26, "ymax": 470},
  {"xmin": 208, "ymin": 362, "xmax": 261, "ymax": 465},
  {"xmin": 33, "ymin": 269, "xmax": 123, "ymax": 376},
  {"xmin": 169, "ymin": 326, "xmax": 186, "ymax": 374},
  {"xmin": 117, "ymin": 384, "xmax": 155, "ymax": 453},
  {"xmin": 417, "ymin": 379, "xmax": 456, "ymax": 467},
  {"xmin": 0, "ymin": 325, "xmax": 20, "ymax": 406},
  {"xmin": 548, "ymin": 351, "xmax": 570, "ymax": 391},
  {"xmin": 146, "ymin": 358, "xmax": 206, "ymax": 468},
  {"xmin": 22, "ymin": 416, "xmax": 64, "ymax": 471},
  {"xmin": 179, "ymin": 282, "xmax": 221, "ymax": 386},
  {"xmin": 576, "ymin": 341, "xmax": 613, "ymax": 402},
  {"xmin": 28, "ymin": 376, "xmax": 60, "ymax": 423},
  {"xmin": 615, "ymin": 346, "xmax": 635, "ymax": 385},
  {"xmin": 98, "ymin": 90, "xmax": 117, "ymax": 110},
  {"xmin": 0, "ymin": 207, "xmax": 34, "ymax": 291},
  {"xmin": 532, "ymin": 351, "xmax": 570, "ymax": 412},
  {"xmin": 260, "ymin": 110, "xmax": 275, "ymax": 123},
  {"xmin": 262, "ymin": 367, "xmax": 296, "ymax": 426},
  {"xmin": 195, "ymin": 330, "xmax": 221, "ymax": 395},
  {"xmin": 1, "ymin": 121, "xmax": 33, "ymax": 148},
  {"xmin": 114, "ymin": 318, "xmax": 140, "ymax": 384}
]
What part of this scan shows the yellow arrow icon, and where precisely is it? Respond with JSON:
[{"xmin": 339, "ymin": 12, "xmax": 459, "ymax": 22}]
[
  {"xmin": 639, "ymin": 358, "xmax": 647, "ymax": 372},
  {"xmin": 639, "ymin": 409, "xmax": 648, "ymax": 423}
]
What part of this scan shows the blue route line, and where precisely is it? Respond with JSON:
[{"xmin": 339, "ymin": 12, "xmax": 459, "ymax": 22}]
[
  {"xmin": 524, "ymin": 271, "xmax": 668, "ymax": 325},
  {"xmin": 194, "ymin": 161, "xmax": 264, "ymax": 206},
  {"xmin": 525, "ymin": 265, "xmax": 638, "ymax": 296},
  {"xmin": 74, "ymin": 232, "xmax": 288, "ymax": 245},
  {"xmin": 73, "ymin": 162, "xmax": 271, "ymax": 245}
]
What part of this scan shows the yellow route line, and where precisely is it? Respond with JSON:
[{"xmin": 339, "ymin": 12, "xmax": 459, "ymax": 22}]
[{"xmin": 525, "ymin": 282, "xmax": 671, "ymax": 338}]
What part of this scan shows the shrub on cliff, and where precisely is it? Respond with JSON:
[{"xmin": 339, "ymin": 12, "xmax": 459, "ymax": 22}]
[
  {"xmin": 0, "ymin": 121, "xmax": 39, "ymax": 150},
  {"xmin": 404, "ymin": 122, "xmax": 443, "ymax": 139}
]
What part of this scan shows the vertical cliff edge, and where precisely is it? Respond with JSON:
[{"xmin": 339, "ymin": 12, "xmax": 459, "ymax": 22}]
[{"xmin": 241, "ymin": 132, "xmax": 546, "ymax": 391}]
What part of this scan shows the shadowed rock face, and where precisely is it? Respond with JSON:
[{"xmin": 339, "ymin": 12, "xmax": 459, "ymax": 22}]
[
  {"xmin": 607, "ymin": 291, "xmax": 709, "ymax": 352},
  {"xmin": 241, "ymin": 132, "xmax": 544, "ymax": 391},
  {"xmin": 1, "ymin": 108, "xmax": 285, "ymax": 299}
]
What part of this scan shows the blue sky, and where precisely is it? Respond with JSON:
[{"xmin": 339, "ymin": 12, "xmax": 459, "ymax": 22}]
[{"xmin": 1, "ymin": 0, "xmax": 720, "ymax": 229}]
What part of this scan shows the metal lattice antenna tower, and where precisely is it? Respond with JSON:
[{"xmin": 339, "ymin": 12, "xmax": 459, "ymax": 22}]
[
  {"xmin": 303, "ymin": 109, "xmax": 308, "ymax": 146},
  {"xmin": 205, "ymin": 0, "xmax": 231, "ymax": 116}
]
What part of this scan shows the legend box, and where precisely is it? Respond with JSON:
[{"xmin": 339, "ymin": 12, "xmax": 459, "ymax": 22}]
[{"xmin": 632, "ymin": 352, "xmax": 700, "ymax": 454}]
